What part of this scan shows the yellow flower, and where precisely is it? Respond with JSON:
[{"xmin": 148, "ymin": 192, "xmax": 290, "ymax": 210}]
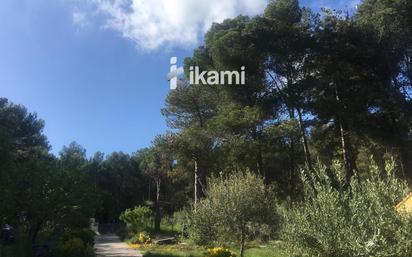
[
  {"xmin": 138, "ymin": 232, "xmax": 151, "ymax": 244},
  {"xmin": 205, "ymin": 247, "xmax": 236, "ymax": 257}
]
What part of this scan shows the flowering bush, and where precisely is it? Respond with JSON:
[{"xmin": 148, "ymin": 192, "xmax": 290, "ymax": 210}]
[
  {"xmin": 205, "ymin": 247, "xmax": 236, "ymax": 257},
  {"xmin": 130, "ymin": 232, "xmax": 151, "ymax": 244},
  {"xmin": 138, "ymin": 232, "xmax": 152, "ymax": 244}
]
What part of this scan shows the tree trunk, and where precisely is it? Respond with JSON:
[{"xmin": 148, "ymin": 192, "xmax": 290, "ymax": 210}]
[
  {"xmin": 194, "ymin": 159, "xmax": 198, "ymax": 213},
  {"xmin": 338, "ymin": 120, "xmax": 357, "ymax": 184},
  {"xmin": 400, "ymin": 143, "xmax": 412, "ymax": 185},
  {"xmin": 154, "ymin": 178, "xmax": 161, "ymax": 232},
  {"xmin": 339, "ymin": 120, "xmax": 349, "ymax": 169},
  {"xmin": 240, "ymin": 227, "xmax": 246, "ymax": 257},
  {"xmin": 335, "ymin": 86, "xmax": 357, "ymax": 183},
  {"xmin": 30, "ymin": 221, "xmax": 42, "ymax": 244},
  {"xmin": 296, "ymin": 107, "xmax": 313, "ymax": 170},
  {"xmin": 257, "ymin": 149, "xmax": 265, "ymax": 180},
  {"xmin": 288, "ymin": 107, "xmax": 297, "ymax": 195},
  {"xmin": 148, "ymin": 183, "xmax": 151, "ymax": 201}
]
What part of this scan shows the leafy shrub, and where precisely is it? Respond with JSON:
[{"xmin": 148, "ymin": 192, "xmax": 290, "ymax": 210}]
[
  {"xmin": 205, "ymin": 247, "xmax": 236, "ymax": 257},
  {"xmin": 119, "ymin": 206, "xmax": 152, "ymax": 233},
  {"xmin": 282, "ymin": 159, "xmax": 412, "ymax": 257},
  {"xmin": 130, "ymin": 234, "xmax": 140, "ymax": 244},
  {"xmin": 172, "ymin": 209, "xmax": 192, "ymax": 238},
  {"xmin": 56, "ymin": 237, "xmax": 94, "ymax": 257},
  {"xmin": 0, "ymin": 233, "xmax": 32, "ymax": 257},
  {"xmin": 192, "ymin": 172, "xmax": 278, "ymax": 257},
  {"xmin": 70, "ymin": 229, "xmax": 95, "ymax": 246},
  {"xmin": 43, "ymin": 229, "xmax": 95, "ymax": 257}
]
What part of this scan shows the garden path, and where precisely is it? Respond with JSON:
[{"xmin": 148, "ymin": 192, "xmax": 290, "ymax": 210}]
[{"xmin": 95, "ymin": 233, "xmax": 143, "ymax": 257}]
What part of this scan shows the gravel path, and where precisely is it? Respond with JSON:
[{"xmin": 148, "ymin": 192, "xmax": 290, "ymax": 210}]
[{"xmin": 95, "ymin": 234, "xmax": 143, "ymax": 257}]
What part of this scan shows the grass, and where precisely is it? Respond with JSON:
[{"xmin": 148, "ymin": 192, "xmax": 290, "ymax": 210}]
[
  {"xmin": 130, "ymin": 242, "xmax": 203, "ymax": 257},
  {"xmin": 243, "ymin": 246, "xmax": 287, "ymax": 257},
  {"xmin": 129, "ymin": 241, "xmax": 288, "ymax": 257}
]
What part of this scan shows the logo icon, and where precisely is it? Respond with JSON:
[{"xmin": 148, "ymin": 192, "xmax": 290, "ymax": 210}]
[{"xmin": 167, "ymin": 57, "xmax": 184, "ymax": 90}]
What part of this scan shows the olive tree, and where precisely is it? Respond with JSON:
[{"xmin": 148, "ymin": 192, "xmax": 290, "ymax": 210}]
[
  {"xmin": 192, "ymin": 172, "xmax": 278, "ymax": 257},
  {"xmin": 282, "ymin": 159, "xmax": 412, "ymax": 257}
]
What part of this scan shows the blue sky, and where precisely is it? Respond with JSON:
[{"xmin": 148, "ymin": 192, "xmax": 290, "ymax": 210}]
[{"xmin": 0, "ymin": 0, "xmax": 359, "ymax": 157}]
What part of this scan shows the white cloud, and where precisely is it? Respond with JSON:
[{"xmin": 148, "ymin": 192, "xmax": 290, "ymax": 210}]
[
  {"xmin": 72, "ymin": 11, "xmax": 88, "ymax": 27},
  {"xmin": 73, "ymin": 0, "xmax": 267, "ymax": 51},
  {"xmin": 337, "ymin": 0, "xmax": 360, "ymax": 9}
]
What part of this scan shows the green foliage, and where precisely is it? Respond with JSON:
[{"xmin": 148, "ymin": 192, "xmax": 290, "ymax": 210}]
[
  {"xmin": 0, "ymin": 99, "xmax": 97, "ymax": 247},
  {"xmin": 192, "ymin": 172, "xmax": 278, "ymax": 257},
  {"xmin": 160, "ymin": 0, "xmax": 412, "ymax": 199},
  {"xmin": 2, "ymin": 0, "xmax": 412, "ymax": 256},
  {"xmin": 357, "ymin": 0, "xmax": 411, "ymax": 41},
  {"xmin": 0, "ymin": 233, "xmax": 32, "ymax": 257},
  {"xmin": 95, "ymin": 151, "xmax": 147, "ymax": 223},
  {"xmin": 120, "ymin": 206, "xmax": 152, "ymax": 234},
  {"xmin": 130, "ymin": 234, "xmax": 140, "ymax": 244},
  {"xmin": 69, "ymin": 229, "xmax": 96, "ymax": 246},
  {"xmin": 172, "ymin": 209, "xmax": 192, "ymax": 238},
  {"xmin": 55, "ymin": 237, "xmax": 94, "ymax": 257},
  {"xmin": 281, "ymin": 159, "xmax": 412, "ymax": 257},
  {"xmin": 58, "ymin": 142, "xmax": 98, "ymax": 229},
  {"xmin": 264, "ymin": 0, "xmax": 301, "ymax": 24}
]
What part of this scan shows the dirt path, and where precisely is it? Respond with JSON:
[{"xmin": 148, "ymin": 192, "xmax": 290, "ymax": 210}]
[{"xmin": 95, "ymin": 234, "xmax": 143, "ymax": 257}]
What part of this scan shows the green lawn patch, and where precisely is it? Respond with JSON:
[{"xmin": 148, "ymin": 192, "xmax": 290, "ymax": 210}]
[
  {"xmin": 132, "ymin": 242, "xmax": 288, "ymax": 257},
  {"xmin": 244, "ymin": 246, "xmax": 287, "ymax": 257},
  {"xmin": 136, "ymin": 243, "xmax": 203, "ymax": 257}
]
